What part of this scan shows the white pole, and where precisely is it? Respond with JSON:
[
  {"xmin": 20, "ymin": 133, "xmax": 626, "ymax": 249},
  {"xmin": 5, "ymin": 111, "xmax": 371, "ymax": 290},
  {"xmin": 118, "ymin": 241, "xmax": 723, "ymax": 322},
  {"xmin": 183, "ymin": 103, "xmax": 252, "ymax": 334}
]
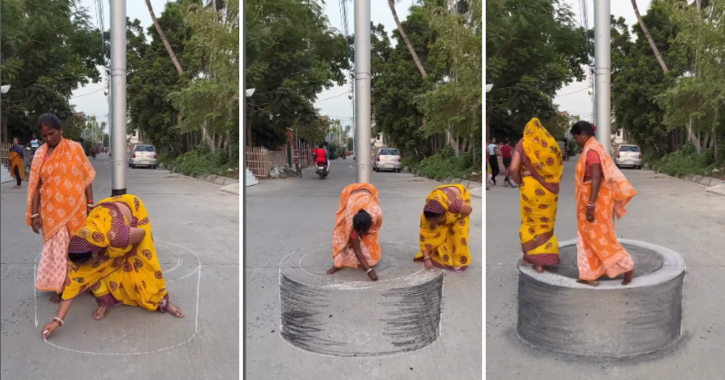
[
  {"xmin": 353, "ymin": 0, "xmax": 371, "ymax": 183},
  {"xmin": 594, "ymin": 0, "xmax": 612, "ymax": 156},
  {"xmin": 110, "ymin": 0, "xmax": 127, "ymax": 195}
]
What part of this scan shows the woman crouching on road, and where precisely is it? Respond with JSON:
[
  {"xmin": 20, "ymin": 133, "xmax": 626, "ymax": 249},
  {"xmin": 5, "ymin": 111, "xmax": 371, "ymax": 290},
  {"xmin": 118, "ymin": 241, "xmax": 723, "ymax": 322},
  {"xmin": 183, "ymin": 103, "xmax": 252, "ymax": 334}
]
[{"xmin": 42, "ymin": 194, "xmax": 183, "ymax": 340}]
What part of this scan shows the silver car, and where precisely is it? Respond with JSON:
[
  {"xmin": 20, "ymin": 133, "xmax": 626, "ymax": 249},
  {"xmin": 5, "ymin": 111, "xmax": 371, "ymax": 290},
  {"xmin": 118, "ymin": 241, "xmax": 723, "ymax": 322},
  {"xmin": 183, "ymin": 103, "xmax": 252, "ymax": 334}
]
[
  {"xmin": 373, "ymin": 148, "xmax": 402, "ymax": 172},
  {"xmin": 129, "ymin": 144, "xmax": 158, "ymax": 169},
  {"xmin": 615, "ymin": 144, "xmax": 642, "ymax": 169}
]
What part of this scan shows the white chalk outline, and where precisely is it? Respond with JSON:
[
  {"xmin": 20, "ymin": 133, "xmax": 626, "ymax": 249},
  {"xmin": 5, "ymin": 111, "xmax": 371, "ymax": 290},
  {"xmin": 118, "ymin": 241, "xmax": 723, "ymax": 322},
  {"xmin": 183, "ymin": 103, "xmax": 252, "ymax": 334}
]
[
  {"xmin": 276, "ymin": 240, "xmax": 446, "ymax": 358},
  {"xmin": 33, "ymin": 240, "xmax": 201, "ymax": 355}
]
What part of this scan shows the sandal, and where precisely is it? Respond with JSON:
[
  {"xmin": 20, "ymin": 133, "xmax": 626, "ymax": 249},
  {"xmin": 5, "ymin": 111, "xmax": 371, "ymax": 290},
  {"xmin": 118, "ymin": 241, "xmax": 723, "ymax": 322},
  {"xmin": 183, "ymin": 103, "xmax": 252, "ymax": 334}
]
[
  {"xmin": 92, "ymin": 306, "xmax": 109, "ymax": 320},
  {"xmin": 167, "ymin": 302, "xmax": 185, "ymax": 318}
]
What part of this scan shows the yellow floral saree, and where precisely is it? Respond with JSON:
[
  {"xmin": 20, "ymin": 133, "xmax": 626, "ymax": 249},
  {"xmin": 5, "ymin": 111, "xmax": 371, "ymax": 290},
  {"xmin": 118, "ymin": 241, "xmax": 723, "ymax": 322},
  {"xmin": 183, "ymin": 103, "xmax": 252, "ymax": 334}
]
[
  {"xmin": 62, "ymin": 194, "xmax": 170, "ymax": 313},
  {"xmin": 414, "ymin": 184, "xmax": 472, "ymax": 272},
  {"xmin": 516, "ymin": 118, "xmax": 564, "ymax": 266}
]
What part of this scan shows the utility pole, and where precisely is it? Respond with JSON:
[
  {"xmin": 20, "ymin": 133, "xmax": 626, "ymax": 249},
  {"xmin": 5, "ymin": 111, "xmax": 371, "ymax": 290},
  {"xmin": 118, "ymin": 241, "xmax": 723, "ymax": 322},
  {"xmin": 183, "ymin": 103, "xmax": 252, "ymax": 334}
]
[
  {"xmin": 594, "ymin": 0, "xmax": 612, "ymax": 156},
  {"xmin": 353, "ymin": 0, "xmax": 371, "ymax": 183},
  {"xmin": 110, "ymin": 0, "xmax": 127, "ymax": 195}
]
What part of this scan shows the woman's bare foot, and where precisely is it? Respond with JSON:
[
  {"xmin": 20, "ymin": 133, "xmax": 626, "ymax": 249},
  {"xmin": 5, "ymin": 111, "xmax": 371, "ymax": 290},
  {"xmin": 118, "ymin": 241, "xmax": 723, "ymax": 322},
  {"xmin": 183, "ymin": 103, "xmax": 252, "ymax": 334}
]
[
  {"xmin": 13, "ymin": 185, "xmax": 21, "ymax": 189},
  {"xmin": 577, "ymin": 279, "xmax": 599, "ymax": 287},
  {"xmin": 92, "ymin": 306, "xmax": 109, "ymax": 320},
  {"xmin": 622, "ymin": 270, "xmax": 634, "ymax": 285},
  {"xmin": 327, "ymin": 266, "xmax": 341, "ymax": 275},
  {"xmin": 167, "ymin": 302, "xmax": 184, "ymax": 318},
  {"xmin": 49, "ymin": 294, "xmax": 62, "ymax": 304},
  {"xmin": 366, "ymin": 268, "xmax": 378, "ymax": 281},
  {"xmin": 533, "ymin": 265, "xmax": 544, "ymax": 274}
]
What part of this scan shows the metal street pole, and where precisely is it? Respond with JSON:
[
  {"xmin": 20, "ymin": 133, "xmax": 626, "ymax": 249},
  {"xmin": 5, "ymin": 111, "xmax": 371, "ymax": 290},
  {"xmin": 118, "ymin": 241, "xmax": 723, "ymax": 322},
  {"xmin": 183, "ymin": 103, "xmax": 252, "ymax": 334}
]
[
  {"xmin": 110, "ymin": 0, "xmax": 127, "ymax": 195},
  {"xmin": 594, "ymin": 0, "xmax": 612, "ymax": 156},
  {"xmin": 353, "ymin": 0, "xmax": 371, "ymax": 183}
]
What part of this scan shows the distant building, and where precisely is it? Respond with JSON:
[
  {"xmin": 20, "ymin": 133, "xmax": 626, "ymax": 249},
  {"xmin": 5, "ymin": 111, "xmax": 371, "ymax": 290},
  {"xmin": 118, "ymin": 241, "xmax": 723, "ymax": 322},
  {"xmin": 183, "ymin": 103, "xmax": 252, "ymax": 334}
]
[
  {"xmin": 127, "ymin": 129, "xmax": 140, "ymax": 145},
  {"xmin": 372, "ymin": 132, "xmax": 385, "ymax": 150}
]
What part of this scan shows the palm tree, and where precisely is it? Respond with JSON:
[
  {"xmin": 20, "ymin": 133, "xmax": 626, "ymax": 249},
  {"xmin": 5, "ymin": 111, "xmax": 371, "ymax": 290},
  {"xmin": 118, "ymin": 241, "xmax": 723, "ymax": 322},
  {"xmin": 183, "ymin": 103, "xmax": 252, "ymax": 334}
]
[
  {"xmin": 630, "ymin": 0, "xmax": 669, "ymax": 73},
  {"xmin": 388, "ymin": 0, "xmax": 428, "ymax": 78},
  {"xmin": 145, "ymin": 0, "xmax": 184, "ymax": 74}
]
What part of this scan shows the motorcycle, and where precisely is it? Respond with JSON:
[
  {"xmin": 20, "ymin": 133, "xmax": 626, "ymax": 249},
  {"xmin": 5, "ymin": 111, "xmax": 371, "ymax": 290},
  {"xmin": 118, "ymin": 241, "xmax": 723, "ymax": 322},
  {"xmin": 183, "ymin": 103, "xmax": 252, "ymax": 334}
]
[{"xmin": 316, "ymin": 164, "xmax": 328, "ymax": 179}]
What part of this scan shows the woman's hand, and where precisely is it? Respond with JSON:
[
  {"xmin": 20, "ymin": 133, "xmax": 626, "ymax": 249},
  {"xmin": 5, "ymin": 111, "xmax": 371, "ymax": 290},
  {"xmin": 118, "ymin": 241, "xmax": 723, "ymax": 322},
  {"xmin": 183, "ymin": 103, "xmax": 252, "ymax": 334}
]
[
  {"xmin": 423, "ymin": 258, "xmax": 434, "ymax": 269},
  {"xmin": 42, "ymin": 321, "xmax": 60, "ymax": 340},
  {"xmin": 586, "ymin": 208, "xmax": 595, "ymax": 223},
  {"xmin": 31, "ymin": 218, "xmax": 42, "ymax": 234}
]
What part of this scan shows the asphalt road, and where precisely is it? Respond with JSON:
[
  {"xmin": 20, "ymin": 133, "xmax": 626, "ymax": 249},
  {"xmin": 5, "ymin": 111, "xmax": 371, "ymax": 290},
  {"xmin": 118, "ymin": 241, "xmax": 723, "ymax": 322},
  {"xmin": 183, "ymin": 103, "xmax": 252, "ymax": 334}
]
[
  {"xmin": 1, "ymin": 154, "xmax": 239, "ymax": 380},
  {"xmin": 486, "ymin": 157, "xmax": 725, "ymax": 379},
  {"xmin": 244, "ymin": 159, "xmax": 483, "ymax": 379}
]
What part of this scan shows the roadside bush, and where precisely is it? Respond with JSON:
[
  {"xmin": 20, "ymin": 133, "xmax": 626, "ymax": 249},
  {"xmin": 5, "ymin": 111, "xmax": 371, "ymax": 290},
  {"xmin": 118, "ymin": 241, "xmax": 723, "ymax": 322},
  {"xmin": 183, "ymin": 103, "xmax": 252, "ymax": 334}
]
[
  {"xmin": 412, "ymin": 147, "xmax": 481, "ymax": 181},
  {"xmin": 654, "ymin": 142, "xmax": 724, "ymax": 178},
  {"xmin": 82, "ymin": 140, "xmax": 93, "ymax": 156},
  {"xmin": 164, "ymin": 143, "xmax": 235, "ymax": 178}
]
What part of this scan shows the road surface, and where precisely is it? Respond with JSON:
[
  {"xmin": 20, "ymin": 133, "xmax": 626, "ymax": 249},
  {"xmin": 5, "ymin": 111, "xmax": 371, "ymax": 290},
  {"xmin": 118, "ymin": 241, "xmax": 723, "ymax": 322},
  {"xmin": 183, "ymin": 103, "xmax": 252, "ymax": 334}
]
[
  {"xmin": 1, "ymin": 154, "xmax": 239, "ymax": 380},
  {"xmin": 486, "ymin": 157, "xmax": 725, "ymax": 379},
  {"xmin": 245, "ymin": 159, "xmax": 483, "ymax": 379}
]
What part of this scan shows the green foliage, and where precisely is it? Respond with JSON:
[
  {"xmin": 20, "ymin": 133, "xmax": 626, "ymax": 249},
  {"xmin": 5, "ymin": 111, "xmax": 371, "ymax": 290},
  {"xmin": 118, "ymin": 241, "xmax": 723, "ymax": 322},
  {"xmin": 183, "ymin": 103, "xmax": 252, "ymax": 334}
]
[
  {"xmin": 347, "ymin": 139, "xmax": 354, "ymax": 151},
  {"xmin": 165, "ymin": 144, "xmax": 234, "ymax": 177},
  {"xmin": 246, "ymin": 0, "xmax": 349, "ymax": 147},
  {"xmin": 653, "ymin": 143, "xmax": 724, "ymax": 178},
  {"xmin": 486, "ymin": 0, "xmax": 587, "ymax": 135},
  {"xmin": 82, "ymin": 139, "xmax": 93, "ymax": 156},
  {"xmin": 1, "ymin": 0, "xmax": 105, "ymax": 141},
  {"xmin": 408, "ymin": 147, "xmax": 480, "ymax": 180}
]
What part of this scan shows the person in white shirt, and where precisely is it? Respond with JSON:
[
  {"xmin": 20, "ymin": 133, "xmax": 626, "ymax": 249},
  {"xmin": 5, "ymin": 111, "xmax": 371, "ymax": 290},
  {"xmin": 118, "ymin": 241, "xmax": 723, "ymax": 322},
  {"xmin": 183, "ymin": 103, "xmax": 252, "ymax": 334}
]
[{"xmin": 487, "ymin": 138, "xmax": 499, "ymax": 185}]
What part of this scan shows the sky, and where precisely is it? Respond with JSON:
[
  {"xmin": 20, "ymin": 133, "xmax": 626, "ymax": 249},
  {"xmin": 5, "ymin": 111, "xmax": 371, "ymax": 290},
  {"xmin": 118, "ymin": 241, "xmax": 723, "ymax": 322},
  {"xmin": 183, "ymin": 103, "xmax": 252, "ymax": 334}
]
[
  {"xmin": 69, "ymin": 0, "xmax": 652, "ymax": 132},
  {"xmin": 69, "ymin": 0, "xmax": 171, "ymax": 132},
  {"xmin": 552, "ymin": 0, "xmax": 650, "ymax": 121}
]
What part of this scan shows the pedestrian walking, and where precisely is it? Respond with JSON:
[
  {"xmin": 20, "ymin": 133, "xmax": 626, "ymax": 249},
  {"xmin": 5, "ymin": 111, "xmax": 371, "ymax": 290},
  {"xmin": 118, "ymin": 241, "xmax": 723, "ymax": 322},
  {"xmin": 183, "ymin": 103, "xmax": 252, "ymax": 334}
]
[
  {"xmin": 27, "ymin": 113, "xmax": 96, "ymax": 304},
  {"xmin": 9, "ymin": 138, "xmax": 26, "ymax": 189},
  {"xmin": 41, "ymin": 194, "xmax": 184, "ymax": 341},
  {"xmin": 415, "ymin": 184, "xmax": 473, "ymax": 272},
  {"xmin": 488, "ymin": 139, "xmax": 499, "ymax": 185},
  {"xmin": 510, "ymin": 119, "xmax": 563, "ymax": 273},
  {"xmin": 328, "ymin": 183, "xmax": 383, "ymax": 281},
  {"xmin": 571, "ymin": 121, "xmax": 636, "ymax": 286},
  {"xmin": 500, "ymin": 139, "xmax": 515, "ymax": 187}
]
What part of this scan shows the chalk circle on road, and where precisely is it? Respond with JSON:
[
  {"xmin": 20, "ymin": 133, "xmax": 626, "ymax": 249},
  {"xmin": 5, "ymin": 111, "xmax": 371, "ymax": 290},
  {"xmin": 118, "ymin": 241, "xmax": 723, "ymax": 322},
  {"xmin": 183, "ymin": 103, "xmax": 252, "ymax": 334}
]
[
  {"xmin": 517, "ymin": 239, "xmax": 686, "ymax": 359},
  {"xmin": 35, "ymin": 240, "xmax": 201, "ymax": 355},
  {"xmin": 278, "ymin": 241, "xmax": 445, "ymax": 357}
]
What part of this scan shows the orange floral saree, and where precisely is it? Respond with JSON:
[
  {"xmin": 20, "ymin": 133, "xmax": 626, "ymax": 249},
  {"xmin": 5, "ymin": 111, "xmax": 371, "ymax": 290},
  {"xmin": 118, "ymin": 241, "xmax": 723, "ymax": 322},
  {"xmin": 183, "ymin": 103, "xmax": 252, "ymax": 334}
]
[
  {"xmin": 26, "ymin": 139, "xmax": 96, "ymax": 293},
  {"xmin": 575, "ymin": 138, "xmax": 637, "ymax": 281},
  {"xmin": 332, "ymin": 183, "xmax": 383, "ymax": 268}
]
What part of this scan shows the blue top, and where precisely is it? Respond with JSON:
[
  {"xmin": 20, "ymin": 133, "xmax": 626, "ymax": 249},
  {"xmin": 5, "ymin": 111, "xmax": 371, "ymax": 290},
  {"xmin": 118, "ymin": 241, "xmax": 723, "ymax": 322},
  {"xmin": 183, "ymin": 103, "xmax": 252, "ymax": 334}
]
[{"xmin": 31, "ymin": 139, "xmax": 39, "ymax": 148}]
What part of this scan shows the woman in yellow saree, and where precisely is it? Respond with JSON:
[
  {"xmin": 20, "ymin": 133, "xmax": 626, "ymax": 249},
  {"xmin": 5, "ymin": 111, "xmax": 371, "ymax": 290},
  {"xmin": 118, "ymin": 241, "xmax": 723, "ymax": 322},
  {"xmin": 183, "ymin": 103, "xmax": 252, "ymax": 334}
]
[
  {"xmin": 41, "ymin": 194, "xmax": 183, "ymax": 340},
  {"xmin": 414, "ymin": 184, "xmax": 473, "ymax": 272},
  {"xmin": 328, "ymin": 183, "xmax": 383, "ymax": 281},
  {"xmin": 9, "ymin": 138, "xmax": 26, "ymax": 189},
  {"xmin": 510, "ymin": 118, "xmax": 564, "ymax": 273}
]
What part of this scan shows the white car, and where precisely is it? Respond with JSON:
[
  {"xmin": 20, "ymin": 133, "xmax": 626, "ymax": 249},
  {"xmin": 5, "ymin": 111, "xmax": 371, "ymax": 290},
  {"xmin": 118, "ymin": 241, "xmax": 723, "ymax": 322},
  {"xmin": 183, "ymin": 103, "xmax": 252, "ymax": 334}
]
[
  {"xmin": 373, "ymin": 148, "xmax": 402, "ymax": 172},
  {"xmin": 129, "ymin": 144, "xmax": 158, "ymax": 169},
  {"xmin": 615, "ymin": 144, "xmax": 642, "ymax": 169}
]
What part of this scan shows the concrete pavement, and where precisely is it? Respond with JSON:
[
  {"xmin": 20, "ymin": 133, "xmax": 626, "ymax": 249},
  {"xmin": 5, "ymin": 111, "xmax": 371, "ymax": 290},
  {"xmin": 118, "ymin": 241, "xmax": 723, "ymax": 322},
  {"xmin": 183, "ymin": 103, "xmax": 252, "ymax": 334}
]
[
  {"xmin": 1, "ymin": 154, "xmax": 239, "ymax": 380},
  {"xmin": 245, "ymin": 159, "xmax": 483, "ymax": 379},
  {"xmin": 486, "ymin": 158, "xmax": 725, "ymax": 379}
]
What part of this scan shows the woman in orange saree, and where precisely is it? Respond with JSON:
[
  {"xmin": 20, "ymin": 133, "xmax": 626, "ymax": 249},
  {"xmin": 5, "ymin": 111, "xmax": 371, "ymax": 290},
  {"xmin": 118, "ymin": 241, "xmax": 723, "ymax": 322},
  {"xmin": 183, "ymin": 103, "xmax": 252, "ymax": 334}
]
[
  {"xmin": 510, "ymin": 118, "xmax": 564, "ymax": 273},
  {"xmin": 27, "ymin": 114, "xmax": 96, "ymax": 303},
  {"xmin": 571, "ymin": 121, "xmax": 637, "ymax": 286},
  {"xmin": 328, "ymin": 183, "xmax": 383, "ymax": 281}
]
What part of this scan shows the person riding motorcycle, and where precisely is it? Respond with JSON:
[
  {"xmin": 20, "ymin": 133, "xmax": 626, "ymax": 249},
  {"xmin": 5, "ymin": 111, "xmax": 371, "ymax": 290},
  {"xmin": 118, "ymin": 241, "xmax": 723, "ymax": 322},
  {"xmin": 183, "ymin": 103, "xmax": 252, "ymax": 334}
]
[{"xmin": 313, "ymin": 143, "xmax": 329, "ymax": 173}]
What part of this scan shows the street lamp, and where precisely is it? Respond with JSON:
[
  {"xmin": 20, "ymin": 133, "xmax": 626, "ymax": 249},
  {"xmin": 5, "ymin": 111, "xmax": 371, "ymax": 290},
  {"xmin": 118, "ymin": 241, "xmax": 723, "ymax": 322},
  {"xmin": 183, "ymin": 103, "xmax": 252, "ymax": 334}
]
[
  {"xmin": 1, "ymin": 85, "xmax": 10, "ymax": 94},
  {"xmin": 245, "ymin": 88, "xmax": 256, "ymax": 97},
  {"xmin": 486, "ymin": 84, "xmax": 493, "ymax": 93}
]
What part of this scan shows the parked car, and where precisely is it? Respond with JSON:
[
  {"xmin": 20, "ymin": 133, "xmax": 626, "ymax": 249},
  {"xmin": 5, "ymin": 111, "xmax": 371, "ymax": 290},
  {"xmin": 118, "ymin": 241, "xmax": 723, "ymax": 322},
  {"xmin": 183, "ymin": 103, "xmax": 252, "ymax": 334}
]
[
  {"xmin": 129, "ymin": 144, "xmax": 158, "ymax": 169},
  {"xmin": 373, "ymin": 148, "xmax": 402, "ymax": 172},
  {"xmin": 615, "ymin": 144, "xmax": 642, "ymax": 169}
]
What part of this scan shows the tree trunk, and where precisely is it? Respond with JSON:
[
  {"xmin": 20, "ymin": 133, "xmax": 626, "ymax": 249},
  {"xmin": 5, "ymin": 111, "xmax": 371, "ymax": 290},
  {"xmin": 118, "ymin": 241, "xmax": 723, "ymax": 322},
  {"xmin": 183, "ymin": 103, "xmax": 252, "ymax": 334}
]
[
  {"xmin": 630, "ymin": 0, "xmax": 669, "ymax": 73},
  {"xmin": 388, "ymin": 0, "xmax": 427, "ymax": 78},
  {"xmin": 145, "ymin": 0, "xmax": 184, "ymax": 75}
]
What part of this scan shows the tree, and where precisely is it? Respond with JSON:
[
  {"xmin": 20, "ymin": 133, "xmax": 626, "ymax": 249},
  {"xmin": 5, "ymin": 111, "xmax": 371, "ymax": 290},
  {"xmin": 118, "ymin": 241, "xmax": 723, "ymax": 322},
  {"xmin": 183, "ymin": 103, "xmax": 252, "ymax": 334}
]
[
  {"xmin": 630, "ymin": 0, "xmax": 669, "ymax": 73},
  {"xmin": 388, "ymin": 0, "xmax": 428, "ymax": 78},
  {"xmin": 145, "ymin": 0, "xmax": 184, "ymax": 74},
  {"xmin": 486, "ymin": 0, "xmax": 587, "ymax": 140},
  {"xmin": 245, "ymin": 0, "xmax": 349, "ymax": 148},
  {"xmin": 417, "ymin": 0, "xmax": 482, "ymax": 159},
  {"xmin": 1, "ymin": 0, "xmax": 104, "ymax": 143},
  {"xmin": 169, "ymin": 0, "xmax": 239, "ymax": 156}
]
